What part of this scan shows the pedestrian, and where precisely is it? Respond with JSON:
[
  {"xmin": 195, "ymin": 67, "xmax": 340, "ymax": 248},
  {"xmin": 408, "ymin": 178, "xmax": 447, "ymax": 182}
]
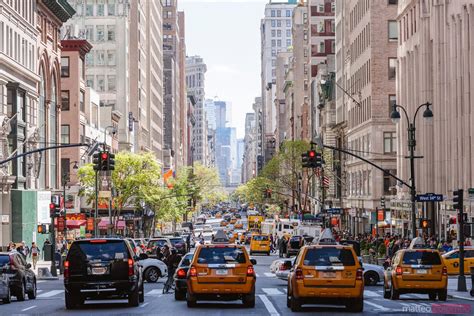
[
  {"xmin": 30, "ymin": 242, "xmax": 40, "ymax": 270},
  {"xmin": 7, "ymin": 241, "xmax": 15, "ymax": 252},
  {"xmin": 16, "ymin": 242, "xmax": 26, "ymax": 258},
  {"xmin": 162, "ymin": 245, "xmax": 170, "ymax": 259}
]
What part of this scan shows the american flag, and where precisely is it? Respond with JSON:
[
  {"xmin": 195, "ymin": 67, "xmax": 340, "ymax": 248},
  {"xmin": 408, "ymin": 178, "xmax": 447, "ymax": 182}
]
[{"xmin": 323, "ymin": 176, "xmax": 330, "ymax": 187}]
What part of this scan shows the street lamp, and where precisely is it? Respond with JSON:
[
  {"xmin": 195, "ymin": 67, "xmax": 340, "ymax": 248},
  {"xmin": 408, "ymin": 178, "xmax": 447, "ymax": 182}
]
[{"xmin": 390, "ymin": 102, "xmax": 433, "ymax": 239}]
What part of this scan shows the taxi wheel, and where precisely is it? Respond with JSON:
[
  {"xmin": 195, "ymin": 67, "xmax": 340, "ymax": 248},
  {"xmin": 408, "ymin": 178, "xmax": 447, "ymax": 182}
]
[
  {"xmin": 290, "ymin": 295, "xmax": 301, "ymax": 312},
  {"xmin": 243, "ymin": 292, "xmax": 255, "ymax": 308},
  {"xmin": 186, "ymin": 291, "xmax": 197, "ymax": 308},
  {"xmin": 175, "ymin": 290, "xmax": 186, "ymax": 301},
  {"xmin": 438, "ymin": 289, "xmax": 447, "ymax": 301},
  {"xmin": 390, "ymin": 283, "xmax": 399, "ymax": 300},
  {"xmin": 383, "ymin": 285, "xmax": 391, "ymax": 299},
  {"xmin": 347, "ymin": 297, "xmax": 363, "ymax": 313},
  {"xmin": 429, "ymin": 291, "xmax": 437, "ymax": 301}
]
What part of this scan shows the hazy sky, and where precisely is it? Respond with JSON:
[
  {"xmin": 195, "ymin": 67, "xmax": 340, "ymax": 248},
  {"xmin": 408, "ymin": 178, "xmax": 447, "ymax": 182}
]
[{"xmin": 179, "ymin": 0, "xmax": 268, "ymax": 138}]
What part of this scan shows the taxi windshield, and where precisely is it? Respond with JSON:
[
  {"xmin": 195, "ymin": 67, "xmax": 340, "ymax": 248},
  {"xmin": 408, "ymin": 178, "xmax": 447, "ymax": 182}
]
[
  {"xmin": 402, "ymin": 251, "xmax": 441, "ymax": 265},
  {"xmin": 252, "ymin": 235, "xmax": 269, "ymax": 241},
  {"xmin": 303, "ymin": 248, "xmax": 355, "ymax": 266},
  {"xmin": 198, "ymin": 247, "xmax": 246, "ymax": 264}
]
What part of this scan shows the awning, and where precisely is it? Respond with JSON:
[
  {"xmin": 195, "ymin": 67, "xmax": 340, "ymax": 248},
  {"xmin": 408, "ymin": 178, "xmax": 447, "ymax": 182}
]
[
  {"xmin": 66, "ymin": 220, "xmax": 86, "ymax": 229},
  {"xmin": 98, "ymin": 218, "xmax": 125, "ymax": 229}
]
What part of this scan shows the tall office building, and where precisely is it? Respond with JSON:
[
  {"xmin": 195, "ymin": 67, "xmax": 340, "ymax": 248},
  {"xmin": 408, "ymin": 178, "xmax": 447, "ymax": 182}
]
[
  {"xmin": 64, "ymin": 0, "xmax": 164, "ymax": 160},
  {"xmin": 186, "ymin": 56, "xmax": 207, "ymax": 165},
  {"xmin": 242, "ymin": 113, "xmax": 257, "ymax": 183},
  {"xmin": 261, "ymin": 0, "xmax": 297, "ymax": 162}
]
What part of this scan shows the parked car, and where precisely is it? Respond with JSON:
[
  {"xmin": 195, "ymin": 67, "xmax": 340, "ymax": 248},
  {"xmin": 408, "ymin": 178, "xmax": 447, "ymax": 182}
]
[
  {"xmin": 63, "ymin": 238, "xmax": 145, "ymax": 309},
  {"xmin": 169, "ymin": 237, "xmax": 187, "ymax": 255},
  {"xmin": 134, "ymin": 239, "xmax": 147, "ymax": 252},
  {"xmin": 126, "ymin": 238, "xmax": 142, "ymax": 255},
  {"xmin": 362, "ymin": 262, "xmax": 385, "ymax": 286},
  {"xmin": 0, "ymin": 252, "xmax": 37, "ymax": 301},
  {"xmin": 146, "ymin": 238, "xmax": 172, "ymax": 257},
  {"xmin": 275, "ymin": 257, "xmax": 296, "ymax": 280},
  {"xmin": 0, "ymin": 268, "xmax": 11, "ymax": 303},
  {"xmin": 139, "ymin": 254, "xmax": 168, "ymax": 283},
  {"xmin": 286, "ymin": 236, "xmax": 304, "ymax": 257},
  {"xmin": 173, "ymin": 253, "xmax": 194, "ymax": 301},
  {"xmin": 270, "ymin": 258, "xmax": 286, "ymax": 274}
]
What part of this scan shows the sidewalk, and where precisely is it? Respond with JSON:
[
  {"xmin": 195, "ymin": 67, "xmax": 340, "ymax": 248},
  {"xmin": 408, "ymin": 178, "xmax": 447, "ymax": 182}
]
[{"xmin": 448, "ymin": 277, "xmax": 474, "ymax": 301}]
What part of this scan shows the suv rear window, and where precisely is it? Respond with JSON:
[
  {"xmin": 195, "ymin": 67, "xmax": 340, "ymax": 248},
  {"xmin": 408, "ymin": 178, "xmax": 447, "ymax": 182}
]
[
  {"xmin": 170, "ymin": 238, "xmax": 184, "ymax": 245},
  {"xmin": 0, "ymin": 255, "xmax": 10, "ymax": 267},
  {"xmin": 197, "ymin": 247, "xmax": 246, "ymax": 264},
  {"xmin": 68, "ymin": 240, "xmax": 130, "ymax": 262},
  {"xmin": 402, "ymin": 251, "xmax": 441, "ymax": 265},
  {"xmin": 252, "ymin": 235, "xmax": 269, "ymax": 241},
  {"xmin": 148, "ymin": 240, "xmax": 168, "ymax": 248},
  {"xmin": 303, "ymin": 248, "xmax": 356, "ymax": 266}
]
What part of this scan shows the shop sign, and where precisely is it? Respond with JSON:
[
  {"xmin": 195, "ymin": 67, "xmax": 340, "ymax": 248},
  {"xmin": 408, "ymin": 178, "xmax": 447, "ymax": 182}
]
[
  {"xmin": 37, "ymin": 191, "xmax": 52, "ymax": 224},
  {"xmin": 86, "ymin": 218, "xmax": 94, "ymax": 231},
  {"xmin": 1, "ymin": 215, "xmax": 9, "ymax": 223},
  {"xmin": 377, "ymin": 209, "xmax": 385, "ymax": 221}
]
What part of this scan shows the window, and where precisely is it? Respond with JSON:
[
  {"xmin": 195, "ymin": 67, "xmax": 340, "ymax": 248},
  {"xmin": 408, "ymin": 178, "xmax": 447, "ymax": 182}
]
[
  {"xmin": 85, "ymin": 52, "xmax": 93, "ymax": 66},
  {"xmin": 389, "ymin": 95, "xmax": 396, "ymax": 113},
  {"xmin": 271, "ymin": 10, "xmax": 275, "ymax": 17},
  {"xmin": 286, "ymin": 20, "xmax": 291, "ymax": 27},
  {"xmin": 96, "ymin": 50, "xmax": 105, "ymax": 65},
  {"xmin": 388, "ymin": 58, "xmax": 396, "ymax": 79},
  {"xmin": 271, "ymin": 49, "xmax": 276, "ymax": 57},
  {"xmin": 286, "ymin": 29, "xmax": 291, "ymax": 37},
  {"xmin": 86, "ymin": 0, "xmax": 93, "ymax": 16},
  {"xmin": 331, "ymin": 2, "xmax": 336, "ymax": 12},
  {"xmin": 271, "ymin": 20, "xmax": 276, "ymax": 27},
  {"xmin": 383, "ymin": 132, "xmax": 396, "ymax": 153},
  {"xmin": 85, "ymin": 25, "xmax": 93, "ymax": 41},
  {"xmin": 61, "ymin": 57, "xmax": 69, "ymax": 77},
  {"xmin": 277, "ymin": 10, "xmax": 281, "ymax": 17},
  {"xmin": 271, "ymin": 30, "xmax": 276, "ymax": 37},
  {"xmin": 286, "ymin": 10, "xmax": 291, "ymax": 17},
  {"xmin": 277, "ymin": 30, "xmax": 281, "ymax": 37},
  {"xmin": 319, "ymin": 41, "xmax": 325, "ymax": 53},
  {"xmin": 107, "ymin": 25, "xmax": 115, "ymax": 41},
  {"xmin": 318, "ymin": 4, "xmax": 324, "ymax": 12},
  {"xmin": 86, "ymin": 75, "xmax": 94, "ymax": 88},
  {"xmin": 79, "ymin": 90, "xmax": 85, "ymax": 112},
  {"xmin": 61, "ymin": 90, "xmax": 69, "ymax": 111},
  {"xmin": 271, "ymin": 39, "xmax": 276, "ymax": 47},
  {"xmin": 61, "ymin": 125, "xmax": 70, "ymax": 144},
  {"xmin": 96, "ymin": 25, "xmax": 105, "ymax": 41},
  {"xmin": 97, "ymin": 0, "xmax": 105, "ymax": 16},
  {"xmin": 107, "ymin": 50, "xmax": 116, "ymax": 65},
  {"xmin": 107, "ymin": 75, "xmax": 116, "ymax": 91},
  {"xmin": 97, "ymin": 75, "xmax": 105, "ymax": 92},
  {"xmin": 388, "ymin": 21, "xmax": 398, "ymax": 40},
  {"xmin": 286, "ymin": 39, "xmax": 291, "ymax": 47},
  {"xmin": 277, "ymin": 39, "xmax": 281, "ymax": 47},
  {"xmin": 108, "ymin": 0, "xmax": 115, "ymax": 15},
  {"xmin": 388, "ymin": 0, "xmax": 398, "ymax": 4},
  {"xmin": 277, "ymin": 20, "xmax": 281, "ymax": 27}
]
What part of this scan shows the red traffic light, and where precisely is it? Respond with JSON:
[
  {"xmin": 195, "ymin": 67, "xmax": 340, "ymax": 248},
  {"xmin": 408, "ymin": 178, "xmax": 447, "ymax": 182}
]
[
  {"xmin": 101, "ymin": 152, "xmax": 108, "ymax": 160},
  {"xmin": 309, "ymin": 150, "xmax": 316, "ymax": 158},
  {"xmin": 49, "ymin": 203, "xmax": 55, "ymax": 210}
]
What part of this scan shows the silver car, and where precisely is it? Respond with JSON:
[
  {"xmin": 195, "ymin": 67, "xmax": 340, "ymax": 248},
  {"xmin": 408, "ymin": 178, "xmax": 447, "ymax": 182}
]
[
  {"xmin": 362, "ymin": 263, "xmax": 385, "ymax": 286},
  {"xmin": 0, "ymin": 272, "xmax": 11, "ymax": 304},
  {"xmin": 275, "ymin": 257, "xmax": 296, "ymax": 280}
]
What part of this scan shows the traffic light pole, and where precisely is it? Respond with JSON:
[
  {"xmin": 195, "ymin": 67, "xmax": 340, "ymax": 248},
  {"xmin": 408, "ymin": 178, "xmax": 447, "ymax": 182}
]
[
  {"xmin": 458, "ymin": 195, "xmax": 466, "ymax": 291},
  {"xmin": 95, "ymin": 169, "xmax": 99, "ymax": 237},
  {"xmin": 50, "ymin": 213, "xmax": 57, "ymax": 277}
]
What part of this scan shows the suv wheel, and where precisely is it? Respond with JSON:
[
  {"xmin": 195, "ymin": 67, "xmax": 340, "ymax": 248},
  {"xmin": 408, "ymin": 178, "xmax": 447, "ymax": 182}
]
[
  {"xmin": 2, "ymin": 286, "xmax": 11, "ymax": 304},
  {"xmin": 186, "ymin": 290, "xmax": 197, "ymax": 308},
  {"xmin": 429, "ymin": 291, "xmax": 437, "ymax": 301},
  {"xmin": 128, "ymin": 286, "xmax": 140, "ymax": 307},
  {"xmin": 28, "ymin": 280, "xmax": 37, "ymax": 299},
  {"xmin": 390, "ymin": 282, "xmax": 399, "ymax": 300},
  {"xmin": 242, "ymin": 292, "xmax": 255, "ymax": 308},
  {"xmin": 65, "ymin": 292, "xmax": 81, "ymax": 310},
  {"xmin": 383, "ymin": 283, "xmax": 391, "ymax": 299},
  {"xmin": 16, "ymin": 281, "xmax": 26, "ymax": 301},
  {"xmin": 438, "ymin": 289, "xmax": 447, "ymax": 301},
  {"xmin": 347, "ymin": 297, "xmax": 363, "ymax": 312},
  {"xmin": 175, "ymin": 290, "xmax": 186, "ymax": 301},
  {"xmin": 139, "ymin": 282, "xmax": 145, "ymax": 303},
  {"xmin": 290, "ymin": 295, "xmax": 301, "ymax": 312},
  {"xmin": 145, "ymin": 267, "xmax": 160, "ymax": 283}
]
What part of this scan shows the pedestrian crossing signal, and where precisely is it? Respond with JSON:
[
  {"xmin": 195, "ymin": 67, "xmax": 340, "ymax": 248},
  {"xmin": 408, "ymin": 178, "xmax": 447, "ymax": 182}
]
[{"xmin": 37, "ymin": 224, "xmax": 48, "ymax": 234}]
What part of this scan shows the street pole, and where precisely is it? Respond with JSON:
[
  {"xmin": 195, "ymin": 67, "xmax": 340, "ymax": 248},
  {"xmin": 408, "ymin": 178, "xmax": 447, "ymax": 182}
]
[
  {"xmin": 63, "ymin": 175, "xmax": 67, "ymax": 244},
  {"xmin": 95, "ymin": 169, "xmax": 99, "ymax": 237},
  {"xmin": 408, "ymin": 123, "xmax": 417, "ymax": 239}
]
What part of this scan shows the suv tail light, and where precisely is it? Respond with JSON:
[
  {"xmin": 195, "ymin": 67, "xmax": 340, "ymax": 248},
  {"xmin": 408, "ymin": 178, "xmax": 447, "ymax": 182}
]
[
  {"xmin": 64, "ymin": 260, "xmax": 70, "ymax": 279},
  {"xmin": 176, "ymin": 268, "xmax": 187, "ymax": 279},
  {"xmin": 356, "ymin": 268, "xmax": 363, "ymax": 280},
  {"xmin": 247, "ymin": 265, "xmax": 255, "ymax": 277},
  {"xmin": 295, "ymin": 268, "xmax": 304, "ymax": 280},
  {"xmin": 442, "ymin": 266, "xmax": 447, "ymax": 276},
  {"xmin": 189, "ymin": 266, "xmax": 197, "ymax": 277},
  {"xmin": 128, "ymin": 258, "xmax": 134, "ymax": 276},
  {"xmin": 395, "ymin": 266, "xmax": 403, "ymax": 275}
]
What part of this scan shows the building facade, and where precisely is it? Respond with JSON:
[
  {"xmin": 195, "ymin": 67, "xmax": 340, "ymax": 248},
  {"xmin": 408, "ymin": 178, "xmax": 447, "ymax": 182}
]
[{"xmin": 242, "ymin": 112, "xmax": 256, "ymax": 183}]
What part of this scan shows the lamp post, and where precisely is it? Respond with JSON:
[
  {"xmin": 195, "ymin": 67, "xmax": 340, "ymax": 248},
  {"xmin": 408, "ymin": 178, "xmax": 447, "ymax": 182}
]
[
  {"xmin": 61, "ymin": 161, "xmax": 79, "ymax": 243},
  {"xmin": 390, "ymin": 102, "xmax": 433, "ymax": 239}
]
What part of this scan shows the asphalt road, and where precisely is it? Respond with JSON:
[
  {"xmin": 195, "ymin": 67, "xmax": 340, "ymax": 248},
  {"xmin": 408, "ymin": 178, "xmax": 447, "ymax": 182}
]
[{"xmin": 2, "ymin": 251, "xmax": 474, "ymax": 315}]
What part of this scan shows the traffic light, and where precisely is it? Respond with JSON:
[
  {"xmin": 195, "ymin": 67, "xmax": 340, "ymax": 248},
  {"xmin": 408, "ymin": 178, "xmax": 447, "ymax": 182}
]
[
  {"xmin": 37, "ymin": 224, "xmax": 48, "ymax": 234},
  {"xmin": 93, "ymin": 152, "xmax": 100, "ymax": 171},
  {"xmin": 301, "ymin": 152, "xmax": 310, "ymax": 168},
  {"xmin": 381, "ymin": 196, "xmax": 386, "ymax": 209},
  {"xmin": 453, "ymin": 189, "xmax": 464, "ymax": 210},
  {"xmin": 315, "ymin": 152, "xmax": 322, "ymax": 168},
  {"xmin": 420, "ymin": 218, "xmax": 430, "ymax": 229},
  {"xmin": 100, "ymin": 151, "xmax": 109, "ymax": 170},
  {"xmin": 308, "ymin": 150, "xmax": 317, "ymax": 168},
  {"xmin": 50, "ymin": 195, "xmax": 60, "ymax": 217},
  {"xmin": 108, "ymin": 153, "xmax": 115, "ymax": 170}
]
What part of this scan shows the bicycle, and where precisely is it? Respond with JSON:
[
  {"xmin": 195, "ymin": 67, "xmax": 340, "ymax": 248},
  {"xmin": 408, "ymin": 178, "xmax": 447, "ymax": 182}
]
[{"xmin": 162, "ymin": 270, "xmax": 176, "ymax": 294}]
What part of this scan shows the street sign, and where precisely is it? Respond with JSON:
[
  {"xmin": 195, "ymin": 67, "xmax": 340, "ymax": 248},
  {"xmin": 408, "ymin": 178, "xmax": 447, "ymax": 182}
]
[
  {"xmin": 416, "ymin": 193, "xmax": 444, "ymax": 202},
  {"xmin": 1, "ymin": 215, "xmax": 9, "ymax": 224},
  {"xmin": 327, "ymin": 208, "xmax": 342, "ymax": 215}
]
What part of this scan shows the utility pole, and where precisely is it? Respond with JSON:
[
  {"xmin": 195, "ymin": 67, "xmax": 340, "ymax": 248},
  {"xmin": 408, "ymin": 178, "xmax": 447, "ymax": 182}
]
[{"xmin": 454, "ymin": 189, "xmax": 467, "ymax": 292}]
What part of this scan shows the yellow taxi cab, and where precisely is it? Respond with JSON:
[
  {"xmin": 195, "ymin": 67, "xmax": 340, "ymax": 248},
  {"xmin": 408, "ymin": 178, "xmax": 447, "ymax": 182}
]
[
  {"xmin": 250, "ymin": 234, "xmax": 271, "ymax": 256},
  {"xmin": 186, "ymin": 238, "xmax": 257, "ymax": 307},
  {"xmin": 383, "ymin": 237, "xmax": 448, "ymax": 301},
  {"xmin": 442, "ymin": 247, "xmax": 474, "ymax": 275},
  {"xmin": 230, "ymin": 217, "xmax": 237, "ymax": 225},
  {"xmin": 287, "ymin": 229, "xmax": 364, "ymax": 312},
  {"xmin": 234, "ymin": 221, "xmax": 243, "ymax": 229}
]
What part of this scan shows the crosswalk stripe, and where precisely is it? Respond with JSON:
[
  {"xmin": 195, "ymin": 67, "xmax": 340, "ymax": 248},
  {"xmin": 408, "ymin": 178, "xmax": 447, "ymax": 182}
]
[
  {"xmin": 255, "ymin": 273, "xmax": 260, "ymax": 277},
  {"xmin": 264, "ymin": 272, "xmax": 274, "ymax": 277},
  {"xmin": 364, "ymin": 290, "xmax": 380, "ymax": 298},
  {"xmin": 37, "ymin": 290, "xmax": 63, "ymax": 298},
  {"xmin": 365, "ymin": 300, "xmax": 389, "ymax": 311},
  {"xmin": 37, "ymin": 290, "xmax": 43, "ymax": 293},
  {"xmin": 145, "ymin": 289, "xmax": 163, "ymax": 296},
  {"xmin": 262, "ymin": 288, "xmax": 284, "ymax": 295}
]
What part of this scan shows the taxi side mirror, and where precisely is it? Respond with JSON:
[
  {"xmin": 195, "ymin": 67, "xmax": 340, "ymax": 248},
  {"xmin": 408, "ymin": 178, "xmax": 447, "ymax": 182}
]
[{"xmin": 250, "ymin": 259, "xmax": 257, "ymax": 265}]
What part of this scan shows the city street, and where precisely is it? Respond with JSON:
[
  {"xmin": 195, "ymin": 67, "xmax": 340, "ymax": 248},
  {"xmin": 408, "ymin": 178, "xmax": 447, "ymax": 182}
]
[{"xmin": 2, "ymin": 252, "xmax": 474, "ymax": 315}]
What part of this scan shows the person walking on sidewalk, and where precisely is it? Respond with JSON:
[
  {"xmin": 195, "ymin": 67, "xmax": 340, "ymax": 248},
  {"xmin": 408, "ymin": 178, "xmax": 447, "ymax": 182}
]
[{"xmin": 29, "ymin": 242, "xmax": 40, "ymax": 270}]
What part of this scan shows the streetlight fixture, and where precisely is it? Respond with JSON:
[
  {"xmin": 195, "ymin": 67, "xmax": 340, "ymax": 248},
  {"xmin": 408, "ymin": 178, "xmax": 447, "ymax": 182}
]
[{"xmin": 390, "ymin": 102, "xmax": 433, "ymax": 239}]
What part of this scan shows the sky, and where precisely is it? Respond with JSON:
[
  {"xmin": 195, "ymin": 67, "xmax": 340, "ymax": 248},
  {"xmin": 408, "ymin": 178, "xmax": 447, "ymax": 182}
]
[{"xmin": 179, "ymin": 0, "xmax": 269, "ymax": 138}]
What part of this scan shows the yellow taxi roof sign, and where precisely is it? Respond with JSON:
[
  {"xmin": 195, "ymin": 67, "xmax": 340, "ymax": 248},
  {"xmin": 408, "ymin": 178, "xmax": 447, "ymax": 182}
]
[
  {"xmin": 316, "ymin": 228, "xmax": 337, "ymax": 245},
  {"xmin": 408, "ymin": 237, "xmax": 426, "ymax": 249},
  {"xmin": 212, "ymin": 229, "xmax": 229, "ymax": 244}
]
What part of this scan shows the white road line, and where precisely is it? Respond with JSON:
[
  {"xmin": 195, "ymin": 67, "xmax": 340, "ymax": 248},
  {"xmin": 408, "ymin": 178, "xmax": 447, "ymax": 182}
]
[
  {"xmin": 37, "ymin": 290, "xmax": 43, "ymax": 293},
  {"xmin": 36, "ymin": 280, "xmax": 46, "ymax": 284},
  {"xmin": 364, "ymin": 300, "xmax": 390, "ymax": 311},
  {"xmin": 21, "ymin": 306, "xmax": 37, "ymax": 312},
  {"xmin": 255, "ymin": 273, "xmax": 260, "ymax": 277},
  {"xmin": 364, "ymin": 290, "xmax": 381, "ymax": 298},
  {"xmin": 139, "ymin": 302, "xmax": 150, "ymax": 308},
  {"xmin": 258, "ymin": 294, "xmax": 280, "ymax": 316},
  {"xmin": 264, "ymin": 272, "xmax": 274, "ymax": 277},
  {"xmin": 145, "ymin": 289, "xmax": 163, "ymax": 296},
  {"xmin": 37, "ymin": 290, "xmax": 64, "ymax": 298},
  {"xmin": 262, "ymin": 288, "xmax": 283, "ymax": 296}
]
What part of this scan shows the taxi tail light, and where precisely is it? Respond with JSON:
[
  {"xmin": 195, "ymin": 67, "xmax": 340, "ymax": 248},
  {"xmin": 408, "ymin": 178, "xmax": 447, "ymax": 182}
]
[
  {"xmin": 395, "ymin": 266, "xmax": 403, "ymax": 275},
  {"xmin": 128, "ymin": 258, "xmax": 134, "ymax": 276},
  {"xmin": 356, "ymin": 268, "xmax": 363, "ymax": 280},
  {"xmin": 189, "ymin": 266, "xmax": 197, "ymax": 277},
  {"xmin": 247, "ymin": 265, "xmax": 255, "ymax": 277},
  {"xmin": 64, "ymin": 260, "xmax": 70, "ymax": 279},
  {"xmin": 442, "ymin": 266, "xmax": 447, "ymax": 276},
  {"xmin": 176, "ymin": 268, "xmax": 187, "ymax": 279},
  {"xmin": 295, "ymin": 268, "xmax": 304, "ymax": 280}
]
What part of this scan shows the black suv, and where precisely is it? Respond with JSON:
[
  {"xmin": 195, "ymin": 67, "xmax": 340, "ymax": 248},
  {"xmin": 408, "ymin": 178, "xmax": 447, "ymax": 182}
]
[
  {"xmin": 64, "ymin": 238, "xmax": 145, "ymax": 309},
  {"xmin": 0, "ymin": 251, "xmax": 37, "ymax": 301}
]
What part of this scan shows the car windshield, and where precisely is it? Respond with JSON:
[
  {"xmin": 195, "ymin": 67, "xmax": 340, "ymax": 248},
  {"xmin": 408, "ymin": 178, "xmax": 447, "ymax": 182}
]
[
  {"xmin": 253, "ymin": 235, "xmax": 269, "ymax": 241},
  {"xmin": 0, "ymin": 255, "xmax": 10, "ymax": 267},
  {"xmin": 402, "ymin": 251, "xmax": 441, "ymax": 265},
  {"xmin": 148, "ymin": 240, "xmax": 168, "ymax": 248},
  {"xmin": 68, "ymin": 240, "xmax": 129, "ymax": 262},
  {"xmin": 170, "ymin": 238, "xmax": 183, "ymax": 245},
  {"xmin": 197, "ymin": 247, "xmax": 246, "ymax": 264},
  {"xmin": 303, "ymin": 248, "xmax": 356, "ymax": 266}
]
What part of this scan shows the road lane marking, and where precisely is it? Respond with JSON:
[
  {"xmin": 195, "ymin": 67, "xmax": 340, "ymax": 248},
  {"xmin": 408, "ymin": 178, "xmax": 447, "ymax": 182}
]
[
  {"xmin": 364, "ymin": 300, "xmax": 389, "ymax": 311},
  {"xmin": 37, "ymin": 290, "xmax": 63, "ymax": 298},
  {"xmin": 139, "ymin": 302, "xmax": 150, "ymax": 308},
  {"xmin": 21, "ymin": 306, "xmax": 37, "ymax": 311},
  {"xmin": 36, "ymin": 281, "xmax": 46, "ymax": 284},
  {"xmin": 37, "ymin": 290, "xmax": 43, "ymax": 293},
  {"xmin": 255, "ymin": 273, "xmax": 260, "ymax": 277},
  {"xmin": 258, "ymin": 294, "xmax": 280, "ymax": 316},
  {"xmin": 145, "ymin": 289, "xmax": 163, "ymax": 296},
  {"xmin": 364, "ymin": 290, "xmax": 381, "ymax": 298},
  {"xmin": 264, "ymin": 273, "xmax": 274, "ymax": 277},
  {"xmin": 262, "ymin": 288, "xmax": 283, "ymax": 295}
]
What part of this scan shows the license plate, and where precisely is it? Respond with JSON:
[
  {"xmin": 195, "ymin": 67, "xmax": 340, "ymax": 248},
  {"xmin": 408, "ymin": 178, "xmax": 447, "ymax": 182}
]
[
  {"xmin": 416, "ymin": 269, "xmax": 427, "ymax": 274},
  {"xmin": 92, "ymin": 267, "xmax": 107, "ymax": 275},
  {"xmin": 322, "ymin": 271, "xmax": 336, "ymax": 278},
  {"xmin": 216, "ymin": 269, "xmax": 228, "ymax": 275}
]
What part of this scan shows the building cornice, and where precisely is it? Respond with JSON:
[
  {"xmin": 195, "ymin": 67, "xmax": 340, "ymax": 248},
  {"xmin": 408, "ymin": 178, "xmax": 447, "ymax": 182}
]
[
  {"xmin": 41, "ymin": 0, "xmax": 75, "ymax": 22},
  {"xmin": 61, "ymin": 39, "xmax": 93, "ymax": 57}
]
